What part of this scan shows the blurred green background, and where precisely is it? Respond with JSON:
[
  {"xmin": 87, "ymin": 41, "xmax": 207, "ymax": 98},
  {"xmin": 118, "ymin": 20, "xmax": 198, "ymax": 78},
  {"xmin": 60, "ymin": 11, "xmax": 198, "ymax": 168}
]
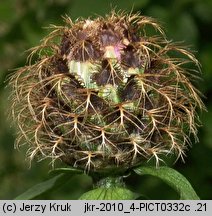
[{"xmin": 0, "ymin": 0, "xmax": 211, "ymax": 199}]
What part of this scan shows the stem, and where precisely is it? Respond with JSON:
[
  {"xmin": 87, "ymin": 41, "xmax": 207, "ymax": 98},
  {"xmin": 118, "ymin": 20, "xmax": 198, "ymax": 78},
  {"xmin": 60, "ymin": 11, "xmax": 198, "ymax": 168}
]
[
  {"xmin": 79, "ymin": 172, "xmax": 137, "ymax": 200},
  {"xmin": 94, "ymin": 176, "xmax": 126, "ymax": 189}
]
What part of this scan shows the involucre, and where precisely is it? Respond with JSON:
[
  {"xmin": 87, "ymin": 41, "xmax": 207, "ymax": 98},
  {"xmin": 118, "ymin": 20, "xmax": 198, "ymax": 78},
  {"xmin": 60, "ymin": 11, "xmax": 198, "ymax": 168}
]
[{"xmin": 9, "ymin": 11, "xmax": 204, "ymax": 172}]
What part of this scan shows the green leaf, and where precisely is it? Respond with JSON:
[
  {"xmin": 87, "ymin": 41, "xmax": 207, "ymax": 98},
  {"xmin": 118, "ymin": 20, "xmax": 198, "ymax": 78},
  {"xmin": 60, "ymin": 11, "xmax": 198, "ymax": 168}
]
[
  {"xmin": 79, "ymin": 187, "xmax": 137, "ymax": 200},
  {"xmin": 15, "ymin": 174, "xmax": 66, "ymax": 200},
  {"xmin": 49, "ymin": 167, "xmax": 83, "ymax": 176},
  {"xmin": 15, "ymin": 167, "xmax": 83, "ymax": 200},
  {"xmin": 134, "ymin": 166, "xmax": 199, "ymax": 200}
]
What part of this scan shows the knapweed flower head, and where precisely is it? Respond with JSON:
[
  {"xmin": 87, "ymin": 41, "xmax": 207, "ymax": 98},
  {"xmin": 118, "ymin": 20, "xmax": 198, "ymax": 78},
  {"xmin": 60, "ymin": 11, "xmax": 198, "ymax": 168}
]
[{"xmin": 10, "ymin": 10, "xmax": 204, "ymax": 172}]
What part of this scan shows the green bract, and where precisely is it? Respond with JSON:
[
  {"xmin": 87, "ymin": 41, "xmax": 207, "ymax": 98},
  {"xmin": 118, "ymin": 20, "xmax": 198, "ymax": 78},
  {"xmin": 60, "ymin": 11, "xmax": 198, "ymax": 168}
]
[{"xmin": 10, "ymin": 11, "xmax": 204, "ymax": 172}]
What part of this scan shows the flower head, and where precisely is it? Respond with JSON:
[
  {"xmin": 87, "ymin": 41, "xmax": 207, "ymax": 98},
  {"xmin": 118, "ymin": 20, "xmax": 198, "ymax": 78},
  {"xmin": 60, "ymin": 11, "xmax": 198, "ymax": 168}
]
[{"xmin": 9, "ymin": 11, "xmax": 204, "ymax": 172}]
